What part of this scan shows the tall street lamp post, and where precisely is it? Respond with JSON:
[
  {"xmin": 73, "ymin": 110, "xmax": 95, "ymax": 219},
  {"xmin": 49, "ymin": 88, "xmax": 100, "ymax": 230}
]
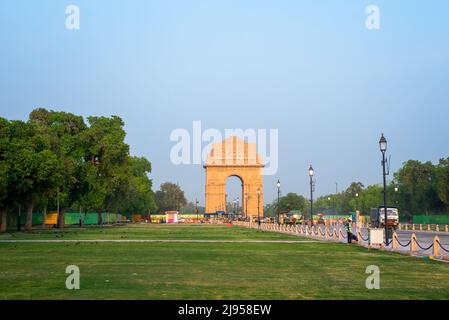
[
  {"xmin": 236, "ymin": 197, "xmax": 240, "ymax": 217},
  {"xmin": 309, "ymin": 165, "xmax": 314, "ymax": 227},
  {"xmin": 195, "ymin": 198, "xmax": 199, "ymax": 222},
  {"xmin": 245, "ymin": 193, "xmax": 248, "ymax": 221},
  {"xmin": 335, "ymin": 182, "xmax": 338, "ymax": 214},
  {"xmin": 394, "ymin": 186, "xmax": 399, "ymax": 205},
  {"xmin": 355, "ymin": 192, "xmax": 359, "ymax": 227},
  {"xmin": 257, "ymin": 188, "xmax": 261, "ymax": 228},
  {"xmin": 379, "ymin": 133, "xmax": 389, "ymax": 245},
  {"xmin": 277, "ymin": 180, "xmax": 281, "ymax": 224}
]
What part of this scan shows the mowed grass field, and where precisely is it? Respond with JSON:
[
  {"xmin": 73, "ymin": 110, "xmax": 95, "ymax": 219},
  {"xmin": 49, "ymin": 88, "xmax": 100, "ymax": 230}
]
[{"xmin": 1, "ymin": 224, "xmax": 449, "ymax": 300}]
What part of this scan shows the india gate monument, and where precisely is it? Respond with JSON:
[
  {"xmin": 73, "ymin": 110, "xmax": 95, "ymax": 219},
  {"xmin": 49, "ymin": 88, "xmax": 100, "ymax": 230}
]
[{"xmin": 204, "ymin": 136, "xmax": 264, "ymax": 218}]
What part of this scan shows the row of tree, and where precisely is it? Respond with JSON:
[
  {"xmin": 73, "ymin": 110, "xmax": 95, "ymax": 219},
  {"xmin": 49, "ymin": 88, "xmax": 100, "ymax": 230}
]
[
  {"xmin": 0, "ymin": 108, "xmax": 157, "ymax": 232},
  {"xmin": 315, "ymin": 159, "xmax": 449, "ymax": 218},
  {"xmin": 264, "ymin": 158, "xmax": 449, "ymax": 219}
]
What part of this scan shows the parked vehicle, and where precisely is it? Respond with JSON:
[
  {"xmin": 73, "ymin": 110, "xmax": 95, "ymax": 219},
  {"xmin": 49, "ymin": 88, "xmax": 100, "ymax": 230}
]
[{"xmin": 370, "ymin": 207, "xmax": 399, "ymax": 230}]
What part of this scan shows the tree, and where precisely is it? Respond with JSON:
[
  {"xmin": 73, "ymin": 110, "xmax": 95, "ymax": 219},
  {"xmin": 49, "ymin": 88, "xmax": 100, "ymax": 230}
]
[
  {"xmin": 81, "ymin": 115, "xmax": 129, "ymax": 224},
  {"xmin": 109, "ymin": 156, "xmax": 157, "ymax": 216},
  {"xmin": 358, "ymin": 184, "xmax": 383, "ymax": 215},
  {"xmin": 436, "ymin": 158, "xmax": 449, "ymax": 210},
  {"xmin": 29, "ymin": 108, "xmax": 87, "ymax": 228},
  {"xmin": 7, "ymin": 120, "xmax": 60, "ymax": 231},
  {"xmin": 0, "ymin": 118, "xmax": 10, "ymax": 232},
  {"xmin": 180, "ymin": 202, "xmax": 205, "ymax": 215},
  {"xmin": 314, "ymin": 194, "xmax": 336, "ymax": 212},
  {"xmin": 155, "ymin": 182, "xmax": 187, "ymax": 212},
  {"xmin": 263, "ymin": 203, "xmax": 276, "ymax": 217},
  {"xmin": 342, "ymin": 182, "xmax": 365, "ymax": 213},
  {"xmin": 279, "ymin": 193, "xmax": 306, "ymax": 213},
  {"xmin": 394, "ymin": 160, "xmax": 443, "ymax": 216}
]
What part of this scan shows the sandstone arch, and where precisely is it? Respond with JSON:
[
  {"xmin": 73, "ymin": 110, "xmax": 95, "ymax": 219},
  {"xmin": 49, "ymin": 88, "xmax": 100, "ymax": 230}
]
[{"xmin": 204, "ymin": 136, "xmax": 264, "ymax": 218}]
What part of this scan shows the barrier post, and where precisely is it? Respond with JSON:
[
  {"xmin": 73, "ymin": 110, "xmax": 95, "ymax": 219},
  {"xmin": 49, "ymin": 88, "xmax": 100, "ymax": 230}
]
[
  {"xmin": 419, "ymin": 224, "xmax": 422, "ymax": 231},
  {"xmin": 436, "ymin": 225, "xmax": 440, "ymax": 232},
  {"xmin": 410, "ymin": 233, "xmax": 417, "ymax": 254},
  {"xmin": 392, "ymin": 232, "xmax": 398, "ymax": 251},
  {"xmin": 446, "ymin": 225, "xmax": 449, "ymax": 233},
  {"xmin": 427, "ymin": 224, "xmax": 431, "ymax": 231},
  {"xmin": 398, "ymin": 224, "xmax": 402, "ymax": 231},
  {"xmin": 412, "ymin": 224, "xmax": 415, "ymax": 231},
  {"xmin": 433, "ymin": 236, "xmax": 440, "ymax": 257}
]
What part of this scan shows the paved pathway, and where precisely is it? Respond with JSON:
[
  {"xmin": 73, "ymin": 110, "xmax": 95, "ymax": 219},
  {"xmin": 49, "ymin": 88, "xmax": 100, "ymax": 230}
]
[{"xmin": 0, "ymin": 239, "xmax": 318, "ymax": 244}]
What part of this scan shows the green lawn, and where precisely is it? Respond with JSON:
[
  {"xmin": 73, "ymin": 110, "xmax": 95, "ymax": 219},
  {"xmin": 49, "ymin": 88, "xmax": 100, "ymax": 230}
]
[{"xmin": 1, "ymin": 224, "xmax": 448, "ymax": 300}]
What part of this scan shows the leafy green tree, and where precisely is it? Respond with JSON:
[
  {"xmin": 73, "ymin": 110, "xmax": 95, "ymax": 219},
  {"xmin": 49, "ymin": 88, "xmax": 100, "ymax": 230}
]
[
  {"xmin": 29, "ymin": 108, "xmax": 87, "ymax": 228},
  {"xmin": 394, "ymin": 160, "xmax": 443, "ymax": 216},
  {"xmin": 342, "ymin": 182, "xmax": 364, "ymax": 213},
  {"xmin": 180, "ymin": 202, "xmax": 205, "ymax": 215},
  {"xmin": 7, "ymin": 120, "xmax": 60, "ymax": 231},
  {"xmin": 0, "ymin": 118, "xmax": 10, "ymax": 232},
  {"xmin": 314, "ymin": 195, "xmax": 336, "ymax": 212},
  {"xmin": 155, "ymin": 182, "xmax": 187, "ymax": 212},
  {"xmin": 436, "ymin": 158, "xmax": 449, "ymax": 211},
  {"xmin": 109, "ymin": 156, "xmax": 156, "ymax": 216},
  {"xmin": 279, "ymin": 193, "xmax": 307, "ymax": 213},
  {"xmin": 357, "ymin": 184, "xmax": 383, "ymax": 214},
  {"xmin": 263, "ymin": 203, "xmax": 276, "ymax": 217},
  {"xmin": 81, "ymin": 115, "xmax": 129, "ymax": 224}
]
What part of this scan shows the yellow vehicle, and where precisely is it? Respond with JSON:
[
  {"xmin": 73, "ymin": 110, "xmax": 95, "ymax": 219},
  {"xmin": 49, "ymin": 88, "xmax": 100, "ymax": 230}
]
[{"xmin": 45, "ymin": 212, "xmax": 58, "ymax": 225}]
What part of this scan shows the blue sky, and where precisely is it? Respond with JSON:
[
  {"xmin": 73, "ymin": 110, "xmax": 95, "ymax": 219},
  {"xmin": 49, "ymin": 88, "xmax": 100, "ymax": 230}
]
[{"xmin": 1, "ymin": 1, "xmax": 449, "ymax": 206}]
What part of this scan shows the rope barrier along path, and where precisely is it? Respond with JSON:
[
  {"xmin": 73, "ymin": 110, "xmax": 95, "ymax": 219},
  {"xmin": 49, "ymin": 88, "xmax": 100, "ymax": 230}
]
[
  {"xmin": 394, "ymin": 236, "xmax": 411, "ymax": 248},
  {"xmin": 396, "ymin": 238, "xmax": 412, "ymax": 248},
  {"xmin": 436, "ymin": 240, "xmax": 449, "ymax": 253},
  {"xmin": 414, "ymin": 239, "xmax": 434, "ymax": 251}
]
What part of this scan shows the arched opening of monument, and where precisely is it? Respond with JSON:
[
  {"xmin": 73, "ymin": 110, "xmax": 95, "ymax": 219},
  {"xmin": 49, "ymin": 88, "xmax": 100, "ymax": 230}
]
[{"xmin": 225, "ymin": 175, "xmax": 244, "ymax": 216}]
